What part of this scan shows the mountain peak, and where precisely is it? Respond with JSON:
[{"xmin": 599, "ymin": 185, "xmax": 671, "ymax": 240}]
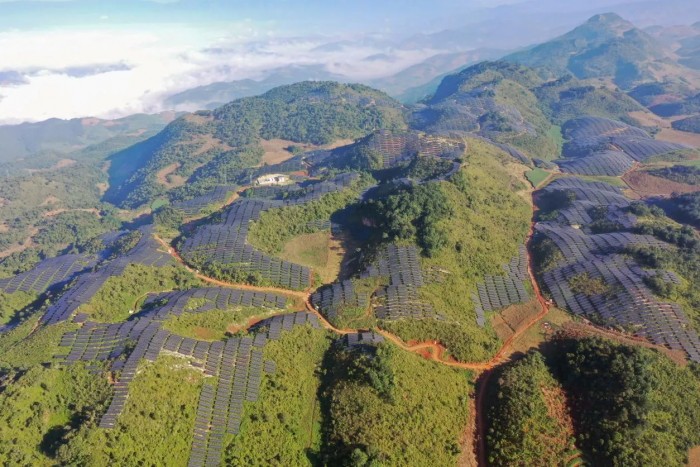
[{"xmin": 578, "ymin": 12, "xmax": 635, "ymax": 36}]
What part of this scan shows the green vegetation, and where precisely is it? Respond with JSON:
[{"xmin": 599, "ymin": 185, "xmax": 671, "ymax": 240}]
[
  {"xmin": 278, "ymin": 231, "xmax": 341, "ymax": 284},
  {"xmin": 365, "ymin": 181, "xmax": 453, "ymax": 258},
  {"xmin": 0, "ymin": 290, "xmax": 38, "ymax": 326},
  {"xmin": 0, "ymin": 363, "xmax": 112, "ymax": 465},
  {"xmin": 0, "ymin": 112, "xmax": 170, "ymax": 164},
  {"xmin": 248, "ymin": 178, "xmax": 370, "ymax": 255},
  {"xmin": 568, "ymin": 272, "xmax": 611, "ymax": 296},
  {"xmin": 648, "ymin": 165, "xmax": 700, "ymax": 185},
  {"xmin": 224, "ymin": 325, "xmax": 331, "ymax": 465},
  {"xmin": 487, "ymin": 352, "xmax": 576, "ymax": 466},
  {"xmin": 531, "ymin": 236, "xmax": 564, "ymax": 275},
  {"xmin": 58, "ymin": 356, "xmax": 203, "ymax": 466},
  {"xmin": 505, "ymin": 13, "xmax": 671, "ymax": 90},
  {"xmin": 525, "ymin": 168, "xmax": 550, "ymax": 188},
  {"xmin": 672, "ymin": 114, "xmax": 700, "ymax": 133},
  {"xmin": 382, "ymin": 139, "xmax": 531, "ymax": 362},
  {"xmin": 552, "ymin": 338, "xmax": 700, "ymax": 466},
  {"xmin": 403, "ymin": 153, "xmax": 456, "ymax": 181},
  {"xmin": 487, "ymin": 337, "xmax": 700, "ymax": 467},
  {"xmin": 77, "ymin": 264, "xmax": 201, "ymax": 322},
  {"xmin": 162, "ymin": 306, "xmax": 281, "ymax": 341},
  {"xmin": 424, "ymin": 61, "xmax": 642, "ymax": 161},
  {"xmin": 326, "ymin": 277, "xmax": 381, "ymax": 330},
  {"xmin": 107, "ymin": 82, "xmax": 406, "ymax": 209},
  {"xmin": 664, "ymin": 192, "xmax": 700, "ymax": 227},
  {"xmin": 320, "ymin": 342, "xmax": 471, "ymax": 466},
  {"xmin": 0, "ymin": 321, "xmax": 75, "ymax": 370},
  {"xmin": 0, "ymin": 160, "xmax": 122, "ymax": 277}
]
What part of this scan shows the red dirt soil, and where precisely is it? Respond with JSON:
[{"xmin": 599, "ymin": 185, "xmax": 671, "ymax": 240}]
[{"xmin": 623, "ymin": 170, "xmax": 699, "ymax": 198}]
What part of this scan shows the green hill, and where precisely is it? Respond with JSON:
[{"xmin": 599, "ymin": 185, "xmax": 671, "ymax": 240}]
[
  {"xmin": 105, "ymin": 81, "xmax": 407, "ymax": 209},
  {"xmin": 0, "ymin": 113, "xmax": 175, "ymax": 165},
  {"xmin": 412, "ymin": 61, "xmax": 641, "ymax": 159},
  {"xmin": 505, "ymin": 13, "xmax": 697, "ymax": 90}
]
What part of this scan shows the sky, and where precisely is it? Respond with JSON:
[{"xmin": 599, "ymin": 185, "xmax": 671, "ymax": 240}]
[{"xmin": 0, "ymin": 0, "xmax": 698, "ymax": 124}]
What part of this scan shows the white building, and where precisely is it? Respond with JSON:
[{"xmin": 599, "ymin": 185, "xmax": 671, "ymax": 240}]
[{"xmin": 255, "ymin": 174, "xmax": 288, "ymax": 186}]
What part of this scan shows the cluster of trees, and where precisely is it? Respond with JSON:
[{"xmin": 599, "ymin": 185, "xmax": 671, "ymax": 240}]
[
  {"xmin": 487, "ymin": 352, "xmax": 575, "ymax": 465},
  {"xmin": 648, "ymin": 165, "xmax": 700, "ymax": 185},
  {"xmin": 108, "ymin": 81, "xmax": 406, "ymax": 209},
  {"xmin": 667, "ymin": 192, "xmax": 700, "ymax": 227},
  {"xmin": 319, "ymin": 342, "xmax": 469, "ymax": 466},
  {"xmin": 487, "ymin": 338, "xmax": 700, "ymax": 466},
  {"xmin": 364, "ymin": 182, "xmax": 452, "ymax": 257}
]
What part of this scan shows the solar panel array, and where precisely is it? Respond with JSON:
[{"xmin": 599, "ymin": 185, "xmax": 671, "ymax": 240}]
[
  {"xmin": 255, "ymin": 154, "xmax": 306, "ymax": 175},
  {"xmin": 0, "ymin": 253, "xmax": 96, "ymax": 295},
  {"xmin": 561, "ymin": 116, "xmax": 688, "ymax": 161},
  {"xmin": 362, "ymin": 244, "xmax": 441, "ymax": 321},
  {"xmin": 40, "ymin": 226, "xmax": 174, "ymax": 325},
  {"xmin": 362, "ymin": 131, "xmax": 465, "ymax": 169},
  {"xmin": 311, "ymin": 280, "xmax": 368, "ymax": 322},
  {"xmin": 558, "ymin": 150, "xmax": 635, "ymax": 176},
  {"xmin": 143, "ymin": 287, "xmax": 287, "ymax": 320},
  {"xmin": 345, "ymin": 331, "xmax": 385, "ymax": 348},
  {"xmin": 472, "ymin": 245, "xmax": 530, "ymax": 327},
  {"xmin": 541, "ymin": 177, "xmax": 638, "ymax": 231},
  {"xmin": 534, "ymin": 177, "xmax": 700, "ymax": 363},
  {"xmin": 172, "ymin": 186, "xmax": 238, "ymax": 216},
  {"xmin": 55, "ymin": 275, "xmax": 323, "ymax": 464},
  {"xmin": 180, "ymin": 199, "xmax": 310, "ymax": 290},
  {"xmin": 180, "ymin": 174, "xmax": 361, "ymax": 290},
  {"xmin": 413, "ymin": 88, "xmax": 537, "ymax": 141}
]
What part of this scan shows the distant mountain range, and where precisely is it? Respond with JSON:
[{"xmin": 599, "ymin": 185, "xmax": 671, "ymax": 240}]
[
  {"xmin": 0, "ymin": 113, "xmax": 177, "ymax": 166},
  {"xmin": 505, "ymin": 13, "xmax": 699, "ymax": 90},
  {"xmin": 164, "ymin": 49, "xmax": 504, "ymax": 110}
]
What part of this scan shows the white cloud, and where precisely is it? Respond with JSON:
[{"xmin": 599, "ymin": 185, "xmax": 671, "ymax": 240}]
[{"xmin": 0, "ymin": 23, "xmax": 443, "ymax": 123}]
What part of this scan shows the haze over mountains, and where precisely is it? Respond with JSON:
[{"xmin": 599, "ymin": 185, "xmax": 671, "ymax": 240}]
[{"xmin": 1, "ymin": 0, "xmax": 700, "ymax": 125}]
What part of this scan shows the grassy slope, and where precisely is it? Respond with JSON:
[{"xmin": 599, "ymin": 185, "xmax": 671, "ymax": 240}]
[
  {"xmin": 162, "ymin": 306, "xmax": 286, "ymax": 341},
  {"xmin": 492, "ymin": 79, "xmax": 560, "ymax": 159},
  {"xmin": 247, "ymin": 180, "xmax": 368, "ymax": 255},
  {"xmin": 224, "ymin": 325, "xmax": 331, "ymax": 465},
  {"xmin": 486, "ymin": 352, "xmax": 575, "ymax": 466},
  {"xmin": 71, "ymin": 356, "xmax": 203, "ymax": 466},
  {"xmin": 324, "ymin": 344, "xmax": 471, "ymax": 466},
  {"xmin": 383, "ymin": 139, "xmax": 532, "ymax": 361},
  {"xmin": 525, "ymin": 168, "xmax": 550, "ymax": 188},
  {"xmin": 0, "ymin": 290, "xmax": 39, "ymax": 326},
  {"xmin": 77, "ymin": 264, "xmax": 201, "ymax": 323},
  {"xmin": 278, "ymin": 231, "xmax": 342, "ymax": 284}
]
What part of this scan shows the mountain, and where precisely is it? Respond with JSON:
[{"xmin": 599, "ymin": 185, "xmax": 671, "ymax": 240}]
[
  {"xmin": 107, "ymin": 81, "xmax": 407, "ymax": 209},
  {"xmin": 163, "ymin": 65, "xmax": 347, "ymax": 111},
  {"xmin": 0, "ymin": 113, "xmax": 176, "ymax": 165},
  {"xmin": 411, "ymin": 61, "xmax": 642, "ymax": 159},
  {"xmin": 645, "ymin": 21, "xmax": 700, "ymax": 70},
  {"xmin": 505, "ymin": 13, "xmax": 697, "ymax": 90},
  {"xmin": 164, "ymin": 50, "xmax": 505, "ymax": 110},
  {"xmin": 368, "ymin": 49, "xmax": 505, "ymax": 103}
]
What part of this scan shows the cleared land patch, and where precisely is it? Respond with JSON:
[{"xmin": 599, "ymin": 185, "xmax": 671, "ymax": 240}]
[
  {"xmin": 278, "ymin": 231, "xmax": 342, "ymax": 284},
  {"xmin": 156, "ymin": 162, "xmax": 186, "ymax": 189},
  {"xmin": 526, "ymin": 168, "xmax": 550, "ymax": 188},
  {"xmin": 623, "ymin": 169, "xmax": 699, "ymax": 197}
]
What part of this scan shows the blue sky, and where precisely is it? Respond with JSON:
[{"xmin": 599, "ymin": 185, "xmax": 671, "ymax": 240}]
[{"xmin": 0, "ymin": 0, "xmax": 698, "ymax": 123}]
